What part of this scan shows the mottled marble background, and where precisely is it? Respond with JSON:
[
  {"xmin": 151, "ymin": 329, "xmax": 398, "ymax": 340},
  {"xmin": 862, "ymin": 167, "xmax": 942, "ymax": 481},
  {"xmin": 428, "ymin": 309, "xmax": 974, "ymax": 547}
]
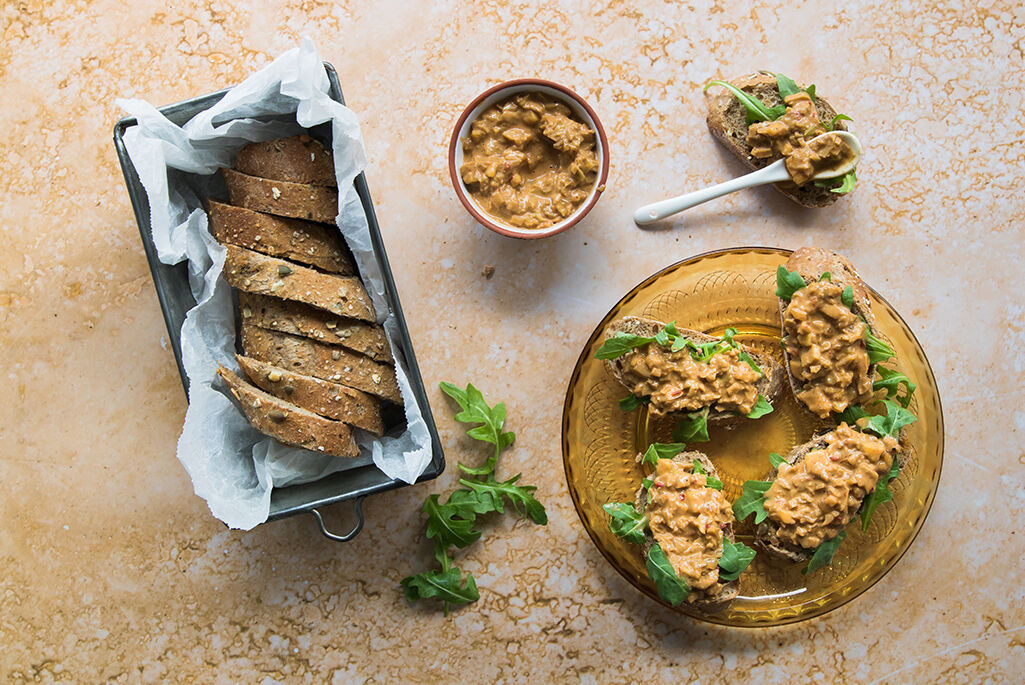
[{"xmin": 2, "ymin": 0, "xmax": 1023, "ymax": 682}]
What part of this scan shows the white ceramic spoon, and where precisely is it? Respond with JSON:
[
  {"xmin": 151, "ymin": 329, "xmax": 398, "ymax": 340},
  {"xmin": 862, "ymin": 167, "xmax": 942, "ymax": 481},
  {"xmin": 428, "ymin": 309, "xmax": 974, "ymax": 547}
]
[{"xmin": 633, "ymin": 131, "xmax": 862, "ymax": 225}]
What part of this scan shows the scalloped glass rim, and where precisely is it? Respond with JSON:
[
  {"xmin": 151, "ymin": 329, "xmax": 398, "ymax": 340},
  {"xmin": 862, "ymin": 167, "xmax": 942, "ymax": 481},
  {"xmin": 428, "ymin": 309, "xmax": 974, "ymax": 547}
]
[{"xmin": 561, "ymin": 246, "xmax": 944, "ymax": 627}]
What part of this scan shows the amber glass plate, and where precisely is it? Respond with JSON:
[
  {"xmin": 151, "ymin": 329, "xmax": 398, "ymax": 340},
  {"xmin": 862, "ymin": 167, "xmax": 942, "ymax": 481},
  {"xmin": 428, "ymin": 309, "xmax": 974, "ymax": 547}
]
[{"xmin": 562, "ymin": 247, "xmax": 943, "ymax": 627}]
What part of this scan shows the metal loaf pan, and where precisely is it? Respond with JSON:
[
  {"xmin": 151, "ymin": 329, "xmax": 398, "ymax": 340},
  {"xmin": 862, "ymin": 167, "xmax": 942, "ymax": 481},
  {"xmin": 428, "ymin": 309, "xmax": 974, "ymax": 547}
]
[{"xmin": 112, "ymin": 63, "xmax": 444, "ymax": 541}]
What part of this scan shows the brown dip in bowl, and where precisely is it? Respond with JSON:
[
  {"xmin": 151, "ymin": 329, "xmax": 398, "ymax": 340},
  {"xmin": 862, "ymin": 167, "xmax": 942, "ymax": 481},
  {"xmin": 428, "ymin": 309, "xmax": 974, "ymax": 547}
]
[{"xmin": 449, "ymin": 79, "xmax": 609, "ymax": 239}]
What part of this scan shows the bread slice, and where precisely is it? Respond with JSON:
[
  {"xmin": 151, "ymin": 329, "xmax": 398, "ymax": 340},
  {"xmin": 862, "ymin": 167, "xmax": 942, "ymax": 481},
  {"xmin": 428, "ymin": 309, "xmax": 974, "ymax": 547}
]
[
  {"xmin": 634, "ymin": 452, "xmax": 740, "ymax": 612},
  {"xmin": 778, "ymin": 247, "xmax": 880, "ymax": 417},
  {"xmin": 217, "ymin": 365, "xmax": 359, "ymax": 457},
  {"xmin": 603, "ymin": 316, "xmax": 783, "ymax": 423},
  {"xmin": 754, "ymin": 428, "xmax": 910, "ymax": 563},
  {"xmin": 208, "ymin": 200, "xmax": 353, "ymax": 274},
  {"xmin": 221, "ymin": 168, "xmax": 338, "ymax": 223},
  {"xmin": 235, "ymin": 354, "xmax": 383, "ymax": 435},
  {"xmin": 237, "ymin": 292, "xmax": 391, "ymax": 363},
  {"xmin": 234, "ymin": 135, "xmax": 336, "ymax": 186},
  {"xmin": 222, "ymin": 245, "xmax": 376, "ymax": 322},
  {"xmin": 705, "ymin": 72, "xmax": 848, "ymax": 208},
  {"xmin": 240, "ymin": 322, "xmax": 402, "ymax": 405}
]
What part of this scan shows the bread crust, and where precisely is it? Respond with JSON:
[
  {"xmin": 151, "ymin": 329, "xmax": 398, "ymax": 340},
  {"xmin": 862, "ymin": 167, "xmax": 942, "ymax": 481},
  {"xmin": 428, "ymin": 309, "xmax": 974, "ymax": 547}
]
[
  {"xmin": 778, "ymin": 247, "xmax": 880, "ymax": 416},
  {"xmin": 603, "ymin": 316, "xmax": 783, "ymax": 425},
  {"xmin": 217, "ymin": 365, "xmax": 359, "ymax": 457},
  {"xmin": 223, "ymin": 244, "xmax": 376, "ymax": 322},
  {"xmin": 235, "ymin": 354, "xmax": 384, "ymax": 435},
  {"xmin": 634, "ymin": 452, "xmax": 740, "ymax": 611},
  {"xmin": 241, "ymin": 322, "xmax": 402, "ymax": 405},
  {"xmin": 221, "ymin": 168, "xmax": 339, "ymax": 223},
  {"xmin": 705, "ymin": 73, "xmax": 848, "ymax": 208},
  {"xmin": 234, "ymin": 135, "xmax": 336, "ymax": 186},
  {"xmin": 208, "ymin": 200, "xmax": 353, "ymax": 274}
]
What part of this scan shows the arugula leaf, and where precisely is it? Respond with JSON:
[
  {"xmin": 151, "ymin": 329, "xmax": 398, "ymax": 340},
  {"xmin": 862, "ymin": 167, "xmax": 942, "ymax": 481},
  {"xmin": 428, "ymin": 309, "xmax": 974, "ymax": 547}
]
[
  {"xmin": 769, "ymin": 452, "xmax": 787, "ymax": 469},
  {"xmin": 422, "ymin": 495, "xmax": 481, "ymax": 553},
  {"xmin": 831, "ymin": 168, "xmax": 857, "ymax": 194},
  {"xmin": 654, "ymin": 321, "xmax": 679, "ymax": 348},
  {"xmin": 865, "ymin": 331, "xmax": 895, "ymax": 365},
  {"xmin": 594, "ymin": 332, "xmax": 655, "ymax": 360},
  {"xmin": 803, "ymin": 530, "xmax": 848, "ymax": 575},
  {"xmin": 459, "ymin": 474, "xmax": 548, "ymax": 525},
  {"xmin": 776, "ymin": 265, "xmax": 807, "ymax": 300},
  {"xmin": 645, "ymin": 543, "xmax": 691, "ymax": 606},
  {"xmin": 673, "ymin": 407, "xmax": 710, "ymax": 443},
  {"xmin": 859, "ymin": 458, "xmax": 899, "ymax": 530},
  {"xmin": 737, "ymin": 350, "xmax": 762, "ymax": 375},
  {"xmin": 690, "ymin": 460, "xmax": 724, "ymax": 490},
  {"xmin": 640, "ymin": 442, "xmax": 688, "ymax": 467},
  {"xmin": 828, "ymin": 113, "xmax": 853, "ymax": 130},
  {"xmin": 619, "ymin": 393, "xmax": 649, "ymax": 412},
  {"xmin": 805, "ymin": 84, "xmax": 817, "ymax": 101},
  {"xmin": 836, "ymin": 404, "xmax": 870, "ymax": 427},
  {"xmin": 718, "ymin": 538, "xmax": 756, "ymax": 581},
  {"xmin": 401, "ymin": 564, "xmax": 479, "ymax": 615},
  {"xmin": 441, "ymin": 381, "xmax": 515, "ymax": 476},
  {"xmin": 704, "ymin": 80, "xmax": 785, "ymax": 124},
  {"xmin": 775, "ymin": 73, "xmax": 801, "ymax": 99},
  {"xmin": 841, "ymin": 285, "xmax": 854, "ymax": 309},
  {"xmin": 745, "ymin": 395, "xmax": 774, "ymax": 419},
  {"xmin": 641, "ymin": 477, "xmax": 654, "ymax": 490},
  {"xmin": 864, "ymin": 399, "xmax": 917, "ymax": 439},
  {"xmin": 873, "ymin": 367, "xmax": 917, "ymax": 408},
  {"xmin": 819, "ymin": 271, "xmax": 832, "ymax": 282},
  {"xmin": 733, "ymin": 480, "xmax": 773, "ymax": 524},
  {"xmin": 603, "ymin": 502, "xmax": 648, "ymax": 545},
  {"xmin": 444, "ymin": 489, "xmax": 497, "ymax": 519}
]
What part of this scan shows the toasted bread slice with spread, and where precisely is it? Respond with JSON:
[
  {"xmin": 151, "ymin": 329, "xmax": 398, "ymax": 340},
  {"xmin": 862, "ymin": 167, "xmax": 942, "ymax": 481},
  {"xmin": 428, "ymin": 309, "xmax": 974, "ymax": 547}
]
[
  {"xmin": 635, "ymin": 452, "xmax": 740, "ymax": 611},
  {"xmin": 221, "ymin": 168, "xmax": 339, "ymax": 223},
  {"xmin": 240, "ymin": 322, "xmax": 402, "ymax": 405},
  {"xmin": 208, "ymin": 200, "xmax": 353, "ymax": 274},
  {"xmin": 705, "ymin": 72, "xmax": 848, "ymax": 208},
  {"xmin": 235, "ymin": 354, "xmax": 384, "ymax": 435},
  {"xmin": 234, "ymin": 134, "xmax": 336, "ymax": 186},
  {"xmin": 604, "ymin": 316, "xmax": 783, "ymax": 423},
  {"xmin": 237, "ymin": 292, "xmax": 391, "ymax": 363},
  {"xmin": 778, "ymin": 247, "xmax": 883, "ymax": 418},
  {"xmin": 217, "ymin": 365, "xmax": 359, "ymax": 457},
  {"xmin": 222, "ymin": 244, "xmax": 376, "ymax": 322}
]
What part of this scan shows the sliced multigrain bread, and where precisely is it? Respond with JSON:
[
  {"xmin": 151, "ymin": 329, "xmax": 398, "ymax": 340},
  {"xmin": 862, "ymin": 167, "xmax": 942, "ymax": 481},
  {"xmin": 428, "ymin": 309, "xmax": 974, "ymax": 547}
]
[
  {"xmin": 237, "ymin": 292, "xmax": 391, "ymax": 363},
  {"xmin": 234, "ymin": 134, "xmax": 336, "ymax": 186},
  {"xmin": 705, "ymin": 73, "xmax": 847, "ymax": 208},
  {"xmin": 208, "ymin": 200, "xmax": 353, "ymax": 274},
  {"xmin": 778, "ymin": 247, "xmax": 880, "ymax": 418},
  {"xmin": 221, "ymin": 168, "xmax": 339, "ymax": 223},
  {"xmin": 235, "ymin": 354, "xmax": 383, "ymax": 435},
  {"xmin": 604, "ymin": 316, "xmax": 783, "ymax": 423},
  {"xmin": 222, "ymin": 245, "xmax": 376, "ymax": 322},
  {"xmin": 240, "ymin": 322, "xmax": 402, "ymax": 405},
  {"xmin": 634, "ymin": 452, "xmax": 740, "ymax": 612},
  {"xmin": 217, "ymin": 365, "xmax": 359, "ymax": 457}
]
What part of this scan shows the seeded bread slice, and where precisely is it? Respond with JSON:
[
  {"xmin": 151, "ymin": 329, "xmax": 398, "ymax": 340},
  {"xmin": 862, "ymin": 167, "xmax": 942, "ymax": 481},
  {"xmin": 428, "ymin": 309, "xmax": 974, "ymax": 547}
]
[
  {"xmin": 634, "ymin": 452, "xmax": 740, "ymax": 612},
  {"xmin": 208, "ymin": 200, "xmax": 353, "ymax": 274},
  {"xmin": 234, "ymin": 135, "xmax": 336, "ymax": 186},
  {"xmin": 222, "ymin": 245, "xmax": 375, "ymax": 322},
  {"xmin": 217, "ymin": 365, "xmax": 359, "ymax": 457},
  {"xmin": 235, "ymin": 355, "xmax": 383, "ymax": 435},
  {"xmin": 778, "ymin": 247, "xmax": 880, "ymax": 417},
  {"xmin": 221, "ymin": 168, "xmax": 338, "ymax": 223},
  {"xmin": 705, "ymin": 73, "xmax": 848, "ymax": 208},
  {"xmin": 604, "ymin": 316, "xmax": 783, "ymax": 424},
  {"xmin": 240, "ymin": 322, "xmax": 402, "ymax": 405},
  {"xmin": 237, "ymin": 292, "xmax": 391, "ymax": 363}
]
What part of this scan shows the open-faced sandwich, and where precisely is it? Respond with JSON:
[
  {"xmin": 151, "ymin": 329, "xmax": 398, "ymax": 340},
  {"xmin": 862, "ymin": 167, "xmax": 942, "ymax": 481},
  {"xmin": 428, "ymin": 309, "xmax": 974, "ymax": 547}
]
[
  {"xmin": 704, "ymin": 71, "xmax": 856, "ymax": 207},
  {"xmin": 776, "ymin": 247, "xmax": 896, "ymax": 419},
  {"xmin": 604, "ymin": 447, "xmax": 755, "ymax": 610},
  {"xmin": 595, "ymin": 316, "xmax": 783, "ymax": 441},
  {"xmin": 733, "ymin": 398, "xmax": 916, "ymax": 574}
]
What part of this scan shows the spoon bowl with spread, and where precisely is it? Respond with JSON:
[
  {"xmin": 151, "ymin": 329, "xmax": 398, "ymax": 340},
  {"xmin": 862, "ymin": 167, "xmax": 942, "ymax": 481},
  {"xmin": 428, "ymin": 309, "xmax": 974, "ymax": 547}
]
[{"xmin": 633, "ymin": 131, "xmax": 861, "ymax": 225}]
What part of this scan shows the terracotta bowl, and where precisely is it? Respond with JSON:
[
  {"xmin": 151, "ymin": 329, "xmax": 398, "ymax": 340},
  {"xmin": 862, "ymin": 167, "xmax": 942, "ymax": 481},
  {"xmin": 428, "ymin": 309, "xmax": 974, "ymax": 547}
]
[{"xmin": 448, "ymin": 79, "xmax": 610, "ymax": 239}]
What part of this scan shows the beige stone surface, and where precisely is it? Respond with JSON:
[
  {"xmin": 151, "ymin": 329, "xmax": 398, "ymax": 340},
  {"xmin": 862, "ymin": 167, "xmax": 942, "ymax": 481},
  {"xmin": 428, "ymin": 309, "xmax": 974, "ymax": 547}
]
[{"xmin": 2, "ymin": 0, "xmax": 1024, "ymax": 682}]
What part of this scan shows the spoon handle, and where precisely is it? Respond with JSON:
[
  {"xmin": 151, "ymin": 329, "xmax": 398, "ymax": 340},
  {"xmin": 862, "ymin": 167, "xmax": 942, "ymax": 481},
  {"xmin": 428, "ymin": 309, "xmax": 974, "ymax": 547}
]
[{"xmin": 633, "ymin": 160, "xmax": 791, "ymax": 225}]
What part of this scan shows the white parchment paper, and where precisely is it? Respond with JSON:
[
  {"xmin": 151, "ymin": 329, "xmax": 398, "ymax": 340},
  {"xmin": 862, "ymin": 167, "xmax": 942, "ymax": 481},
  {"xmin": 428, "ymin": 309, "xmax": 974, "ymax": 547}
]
[{"xmin": 117, "ymin": 39, "xmax": 432, "ymax": 530}]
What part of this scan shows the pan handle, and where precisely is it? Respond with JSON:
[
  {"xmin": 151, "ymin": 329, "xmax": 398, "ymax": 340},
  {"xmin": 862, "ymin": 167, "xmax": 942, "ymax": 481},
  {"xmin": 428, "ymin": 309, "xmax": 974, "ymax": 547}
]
[{"xmin": 309, "ymin": 496, "xmax": 366, "ymax": 542}]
